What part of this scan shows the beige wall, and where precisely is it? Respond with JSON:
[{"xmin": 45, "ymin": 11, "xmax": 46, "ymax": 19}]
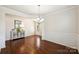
[
  {"xmin": 43, "ymin": 6, "xmax": 78, "ymax": 48},
  {"xmin": 77, "ymin": 6, "xmax": 79, "ymax": 51},
  {"xmin": 0, "ymin": 8, "xmax": 5, "ymax": 48}
]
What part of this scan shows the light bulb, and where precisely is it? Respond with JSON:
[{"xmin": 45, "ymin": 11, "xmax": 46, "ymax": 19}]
[{"xmin": 34, "ymin": 18, "xmax": 44, "ymax": 23}]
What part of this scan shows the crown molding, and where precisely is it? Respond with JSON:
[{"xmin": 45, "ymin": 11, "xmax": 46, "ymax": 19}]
[{"xmin": 43, "ymin": 5, "xmax": 77, "ymax": 16}]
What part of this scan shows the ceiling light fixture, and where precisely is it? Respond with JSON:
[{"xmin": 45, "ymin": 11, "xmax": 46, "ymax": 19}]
[
  {"xmin": 34, "ymin": 5, "xmax": 44, "ymax": 23},
  {"xmin": 33, "ymin": 5, "xmax": 45, "ymax": 36}
]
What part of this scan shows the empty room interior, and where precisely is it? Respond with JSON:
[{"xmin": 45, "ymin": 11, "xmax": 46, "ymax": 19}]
[{"xmin": 0, "ymin": 5, "xmax": 79, "ymax": 54}]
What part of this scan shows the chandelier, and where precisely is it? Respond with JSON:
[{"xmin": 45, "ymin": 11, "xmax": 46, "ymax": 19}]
[
  {"xmin": 33, "ymin": 5, "xmax": 45, "ymax": 35},
  {"xmin": 34, "ymin": 5, "xmax": 44, "ymax": 23}
]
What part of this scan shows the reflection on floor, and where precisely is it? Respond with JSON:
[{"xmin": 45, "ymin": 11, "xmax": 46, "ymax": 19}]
[{"xmin": 1, "ymin": 35, "xmax": 78, "ymax": 54}]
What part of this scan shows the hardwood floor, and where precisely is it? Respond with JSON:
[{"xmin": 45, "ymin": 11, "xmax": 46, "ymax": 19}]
[{"xmin": 1, "ymin": 35, "xmax": 78, "ymax": 54}]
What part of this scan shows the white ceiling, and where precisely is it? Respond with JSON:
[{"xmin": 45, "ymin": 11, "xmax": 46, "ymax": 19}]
[{"xmin": 2, "ymin": 5, "xmax": 72, "ymax": 15}]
